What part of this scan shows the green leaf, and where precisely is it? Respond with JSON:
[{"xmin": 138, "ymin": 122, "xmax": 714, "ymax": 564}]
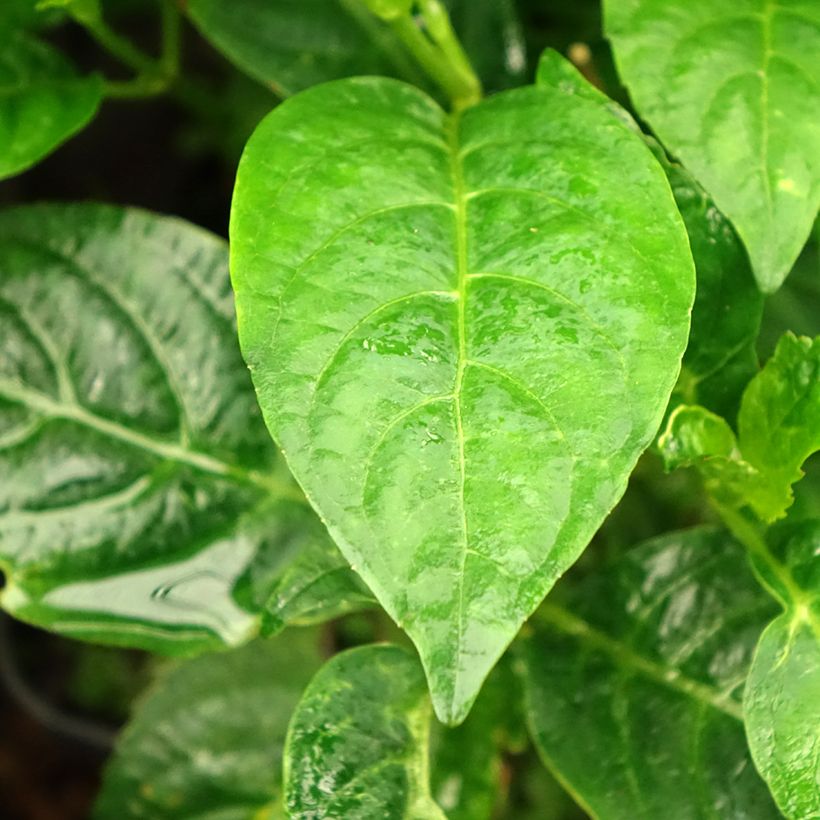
[
  {"xmin": 659, "ymin": 333, "xmax": 820, "ymax": 521},
  {"xmin": 519, "ymin": 527, "xmax": 780, "ymax": 819},
  {"xmin": 431, "ymin": 659, "xmax": 525, "ymax": 819},
  {"xmin": 535, "ymin": 49, "xmax": 763, "ymax": 419},
  {"xmin": 186, "ymin": 0, "xmax": 525, "ymax": 98},
  {"xmin": 604, "ymin": 0, "xmax": 820, "ymax": 293},
  {"xmin": 744, "ymin": 520, "xmax": 820, "ymax": 818},
  {"xmin": 0, "ymin": 31, "xmax": 103, "ymax": 179},
  {"xmin": 0, "ymin": 204, "xmax": 366, "ymax": 653},
  {"xmin": 738, "ymin": 333, "xmax": 820, "ymax": 518},
  {"xmin": 284, "ymin": 644, "xmax": 446, "ymax": 819},
  {"xmin": 95, "ymin": 630, "xmax": 322, "ymax": 819},
  {"xmin": 231, "ymin": 66, "xmax": 694, "ymax": 723},
  {"xmin": 186, "ymin": 0, "xmax": 420, "ymax": 97},
  {"xmin": 661, "ymin": 151, "xmax": 763, "ymax": 419}
]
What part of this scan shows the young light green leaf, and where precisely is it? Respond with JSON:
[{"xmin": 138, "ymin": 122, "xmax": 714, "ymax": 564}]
[
  {"xmin": 95, "ymin": 630, "xmax": 322, "ymax": 819},
  {"xmin": 743, "ymin": 520, "xmax": 820, "ymax": 819},
  {"xmin": 658, "ymin": 404, "xmax": 760, "ymax": 509},
  {"xmin": 738, "ymin": 333, "xmax": 820, "ymax": 518},
  {"xmin": 231, "ymin": 66, "xmax": 694, "ymax": 723},
  {"xmin": 0, "ymin": 32, "xmax": 103, "ymax": 179},
  {"xmin": 0, "ymin": 204, "xmax": 366, "ymax": 653},
  {"xmin": 519, "ymin": 527, "xmax": 780, "ymax": 819},
  {"xmin": 284, "ymin": 644, "xmax": 446, "ymax": 820},
  {"xmin": 659, "ymin": 334, "xmax": 820, "ymax": 521},
  {"xmin": 604, "ymin": 0, "xmax": 820, "ymax": 293}
]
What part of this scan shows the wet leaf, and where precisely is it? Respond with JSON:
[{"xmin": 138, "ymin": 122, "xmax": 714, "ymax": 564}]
[
  {"xmin": 284, "ymin": 644, "xmax": 446, "ymax": 819},
  {"xmin": 519, "ymin": 527, "xmax": 780, "ymax": 819},
  {"xmin": 744, "ymin": 519, "xmax": 820, "ymax": 819},
  {"xmin": 231, "ymin": 64, "xmax": 694, "ymax": 723},
  {"xmin": 604, "ymin": 0, "xmax": 820, "ymax": 293},
  {"xmin": 95, "ymin": 630, "xmax": 321, "ymax": 819},
  {"xmin": 0, "ymin": 31, "xmax": 102, "ymax": 179},
  {"xmin": 0, "ymin": 204, "xmax": 366, "ymax": 653}
]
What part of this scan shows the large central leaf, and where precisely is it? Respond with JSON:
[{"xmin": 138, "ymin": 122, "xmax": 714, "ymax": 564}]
[{"xmin": 230, "ymin": 59, "xmax": 694, "ymax": 723}]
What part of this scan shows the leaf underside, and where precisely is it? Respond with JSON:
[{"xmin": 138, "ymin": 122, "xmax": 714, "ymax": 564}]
[{"xmin": 230, "ymin": 64, "xmax": 694, "ymax": 723}]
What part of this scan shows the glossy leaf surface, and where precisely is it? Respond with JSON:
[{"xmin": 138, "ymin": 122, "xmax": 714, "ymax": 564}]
[
  {"xmin": 0, "ymin": 204, "xmax": 364, "ymax": 653},
  {"xmin": 520, "ymin": 528, "xmax": 780, "ymax": 819},
  {"xmin": 285, "ymin": 644, "xmax": 445, "ymax": 819},
  {"xmin": 535, "ymin": 50, "xmax": 763, "ymax": 420},
  {"xmin": 0, "ymin": 31, "xmax": 102, "ymax": 179},
  {"xmin": 604, "ymin": 0, "xmax": 820, "ymax": 292},
  {"xmin": 661, "ymin": 149, "xmax": 763, "ymax": 419},
  {"xmin": 231, "ymin": 67, "xmax": 694, "ymax": 723},
  {"xmin": 745, "ymin": 520, "xmax": 820, "ymax": 818},
  {"xmin": 96, "ymin": 630, "xmax": 321, "ymax": 819},
  {"xmin": 659, "ymin": 333, "xmax": 820, "ymax": 521}
]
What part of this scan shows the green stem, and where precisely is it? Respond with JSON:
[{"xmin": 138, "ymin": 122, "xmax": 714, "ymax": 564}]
[
  {"xmin": 79, "ymin": 0, "xmax": 181, "ymax": 100},
  {"xmin": 389, "ymin": 7, "xmax": 481, "ymax": 111},
  {"xmin": 713, "ymin": 502, "xmax": 805, "ymax": 609}
]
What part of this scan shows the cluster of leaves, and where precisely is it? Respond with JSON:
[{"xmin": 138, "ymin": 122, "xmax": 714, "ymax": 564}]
[{"xmin": 0, "ymin": 0, "xmax": 818, "ymax": 817}]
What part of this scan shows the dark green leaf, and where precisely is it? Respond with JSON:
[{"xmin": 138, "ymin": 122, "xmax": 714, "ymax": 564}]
[
  {"xmin": 662, "ymin": 152, "xmax": 763, "ymax": 419},
  {"xmin": 431, "ymin": 659, "xmax": 525, "ymax": 819},
  {"xmin": 604, "ymin": 0, "xmax": 820, "ymax": 292},
  {"xmin": 186, "ymin": 0, "xmax": 525, "ymax": 98},
  {"xmin": 186, "ymin": 0, "xmax": 421, "ymax": 97},
  {"xmin": 520, "ymin": 527, "xmax": 780, "ymax": 819},
  {"xmin": 284, "ymin": 644, "xmax": 446, "ymax": 819},
  {"xmin": 0, "ymin": 32, "xmax": 102, "ymax": 179},
  {"xmin": 231, "ymin": 64, "xmax": 694, "ymax": 723},
  {"xmin": 95, "ymin": 630, "xmax": 322, "ymax": 819},
  {"xmin": 0, "ymin": 204, "xmax": 365, "ymax": 653}
]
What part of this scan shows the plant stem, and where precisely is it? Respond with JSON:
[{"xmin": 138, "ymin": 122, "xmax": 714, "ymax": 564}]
[
  {"xmin": 388, "ymin": 5, "xmax": 481, "ymax": 111},
  {"xmin": 79, "ymin": 0, "xmax": 181, "ymax": 100},
  {"xmin": 713, "ymin": 502, "xmax": 806, "ymax": 610}
]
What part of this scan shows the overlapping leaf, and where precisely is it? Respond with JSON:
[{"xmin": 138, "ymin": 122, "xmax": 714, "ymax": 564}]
[
  {"xmin": 285, "ymin": 643, "xmax": 519, "ymax": 819},
  {"xmin": 604, "ymin": 0, "xmax": 820, "ymax": 292},
  {"xmin": 96, "ymin": 630, "xmax": 322, "ymax": 819},
  {"xmin": 0, "ymin": 204, "xmax": 366, "ymax": 653},
  {"xmin": 186, "ymin": 0, "xmax": 526, "ymax": 98},
  {"xmin": 535, "ymin": 49, "xmax": 763, "ymax": 420},
  {"xmin": 659, "ymin": 333, "xmax": 820, "ymax": 521},
  {"xmin": 744, "ymin": 519, "xmax": 820, "ymax": 819},
  {"xmin": 519, "ymin": 528, "xmax": 780, "ymax": 819},
  {"xmin": 231, "ymin": 57, "xmax": 694, "ymax": 723}
]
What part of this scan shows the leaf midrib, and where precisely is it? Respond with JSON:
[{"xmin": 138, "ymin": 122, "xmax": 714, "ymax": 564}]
[
  {"xmin": 537, "ymin": 602, "xmax": 745, "ymax": 720},
  {"xmin": 0, "ymin": 377, "xmax": 303, "ymax": 502},
  {"xmin": 446, "ymin": 111, "xmax": 470, "ymax": 719}
]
